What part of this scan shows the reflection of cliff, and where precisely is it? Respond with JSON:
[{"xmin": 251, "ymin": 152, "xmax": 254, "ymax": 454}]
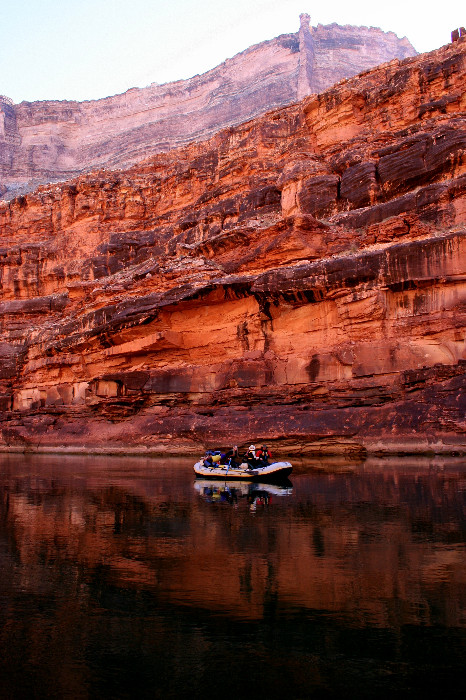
[
  {"xmin": 0, "ymin": 455, "xmax": 464, "ymax": 626},
  {"xmin": 0, "ymin": 17, "xmax": 415, "ymax": 199}
]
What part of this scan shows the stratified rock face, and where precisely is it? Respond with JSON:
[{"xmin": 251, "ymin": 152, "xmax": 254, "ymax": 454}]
[
  {"xmin": 0, "ymin": 17, "xmax": 415, "ymax": 199},
  {"xmin": 0, "ymin": 39, "xmax": 464, "ymax": 456}
]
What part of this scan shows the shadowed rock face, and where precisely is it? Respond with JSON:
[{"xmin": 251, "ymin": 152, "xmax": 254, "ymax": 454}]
[
  {"xmin": 0, "ymin": 39, "xmax": 464, "ymax": 456},
  {"xmin": 0, "ymin": 19, "xmax": 415, "ymax": 200}
]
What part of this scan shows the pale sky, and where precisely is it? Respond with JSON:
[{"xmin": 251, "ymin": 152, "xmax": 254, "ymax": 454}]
[{"xmin": 1, "ymin": 0, "xmax": 463, "ymax": 103}]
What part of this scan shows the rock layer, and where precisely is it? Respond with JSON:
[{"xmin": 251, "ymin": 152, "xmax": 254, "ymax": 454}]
[
  {"xmin": 0, "ymin": 17, "xmax": 415, "ymax": 200},
  {"xmin": 0, "ymin": 39, "xmax": 465, "ymax": 455}
]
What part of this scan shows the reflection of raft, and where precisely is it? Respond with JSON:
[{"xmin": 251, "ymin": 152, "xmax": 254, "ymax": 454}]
[
  {"xmin": 193, "ymin": 480, "xmax": 293, "ymax": 497},
  {"xmin": 193, "ymin": 460, "xmax": 292, "ymax": 482}
]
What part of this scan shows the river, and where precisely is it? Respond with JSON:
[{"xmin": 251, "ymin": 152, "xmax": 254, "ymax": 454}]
[{"xmin": 0, "ymin": 452, "xmax": 464, "ymax": 699}]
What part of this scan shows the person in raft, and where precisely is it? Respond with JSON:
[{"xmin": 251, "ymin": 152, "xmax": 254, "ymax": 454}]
[
  {"xmin": 244, "ymin": 445, "xmax": 259, "ymax": 468},
  {"xmin": 257, "ymin": 445, "xmax": 272, "ymax": 464},
  {"xmin": 224, "ymin": 446, "xmax": 240, "ymax": 467},
  {"xmin": 203, "ymin": 451, "xmax": 214, "ymax": 468}
]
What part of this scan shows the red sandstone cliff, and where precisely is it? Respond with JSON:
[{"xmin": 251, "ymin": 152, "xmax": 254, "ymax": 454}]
[
  {"xmin": 0, "ymin": 39, "xmax": 464, "ymax": 456},
  {"xmin": 0, "ymin": 17, "xmax": 415, "ymax": 200}
]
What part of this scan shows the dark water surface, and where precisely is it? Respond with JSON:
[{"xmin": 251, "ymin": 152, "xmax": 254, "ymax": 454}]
[{"xmin": 0, "ymin": 453, "xmax": 465, "ymax": 699}]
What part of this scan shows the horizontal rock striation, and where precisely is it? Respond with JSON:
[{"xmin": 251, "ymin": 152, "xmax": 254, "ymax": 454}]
[
  {"xmin": 0, "ymin": 17, "xmax": 415, "ymax": 200},
  {"xmin": 0, "ymin": 39, "xmax": 464, "ymax": 455}
]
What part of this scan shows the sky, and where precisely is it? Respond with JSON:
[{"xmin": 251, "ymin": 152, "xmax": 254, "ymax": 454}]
[{"xmin": 1, "ymin": 0, "xmax": 464, "ymax": 103}]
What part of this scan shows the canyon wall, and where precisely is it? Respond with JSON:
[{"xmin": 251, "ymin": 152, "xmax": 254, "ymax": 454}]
[
  {"xmin": 0, "ymin": 16, "xmax": 415, "ymax": 200},
  {"xmin": 0, "ymin": 39, "xmax": 464, "ymax": 456}
]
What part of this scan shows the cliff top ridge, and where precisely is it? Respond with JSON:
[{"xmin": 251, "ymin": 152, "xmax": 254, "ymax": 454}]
[{"xmin": 0, "ymin": 16, "xmax": 417, "ymax": 200}]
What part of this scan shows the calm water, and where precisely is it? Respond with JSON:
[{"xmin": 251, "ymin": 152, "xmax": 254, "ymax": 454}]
[{"xmin": 0, "ymin": 453, "xmax": 465, "ymax": 699}]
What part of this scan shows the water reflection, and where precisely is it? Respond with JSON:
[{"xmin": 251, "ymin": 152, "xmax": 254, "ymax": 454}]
[
  {"xmin": 0, "ymin": 452, "xmax": 464, "ymax": 699},
  {"xmin": 194, "ymin": 479, "xmax": 293, "ymax": 508}
]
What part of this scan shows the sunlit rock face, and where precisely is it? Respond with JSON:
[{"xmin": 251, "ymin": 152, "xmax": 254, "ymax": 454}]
[
  {"xmin": 0, "ymin": 18, "xmax": 415, "ymax": 200},
  {"xmin": 0, "ymin": 39, "xmax": 464, "ymax": 455}
]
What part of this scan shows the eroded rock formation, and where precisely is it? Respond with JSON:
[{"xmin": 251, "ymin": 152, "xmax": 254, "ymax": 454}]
[
  {"xmin": 0, "ymin": 17, "xmax": 415, "ymax": 200},
  {"xmin": 0, "ymin": 39, "xmax": 464, "ymax": 455}
]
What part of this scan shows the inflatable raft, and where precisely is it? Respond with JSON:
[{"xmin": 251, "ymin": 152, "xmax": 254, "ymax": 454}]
[{"xmin": 193, "ymin": 460, "xmax": 292, "ymax": 482}]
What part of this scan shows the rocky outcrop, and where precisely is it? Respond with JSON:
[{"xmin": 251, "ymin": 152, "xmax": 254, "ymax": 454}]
[
  {"xmin": 0, "ymin": 17, "xmax": 415, "ymax": 200},
  {"xmin": 0, "ymin": 39, "xmax": 464, "ymax": 456}
]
